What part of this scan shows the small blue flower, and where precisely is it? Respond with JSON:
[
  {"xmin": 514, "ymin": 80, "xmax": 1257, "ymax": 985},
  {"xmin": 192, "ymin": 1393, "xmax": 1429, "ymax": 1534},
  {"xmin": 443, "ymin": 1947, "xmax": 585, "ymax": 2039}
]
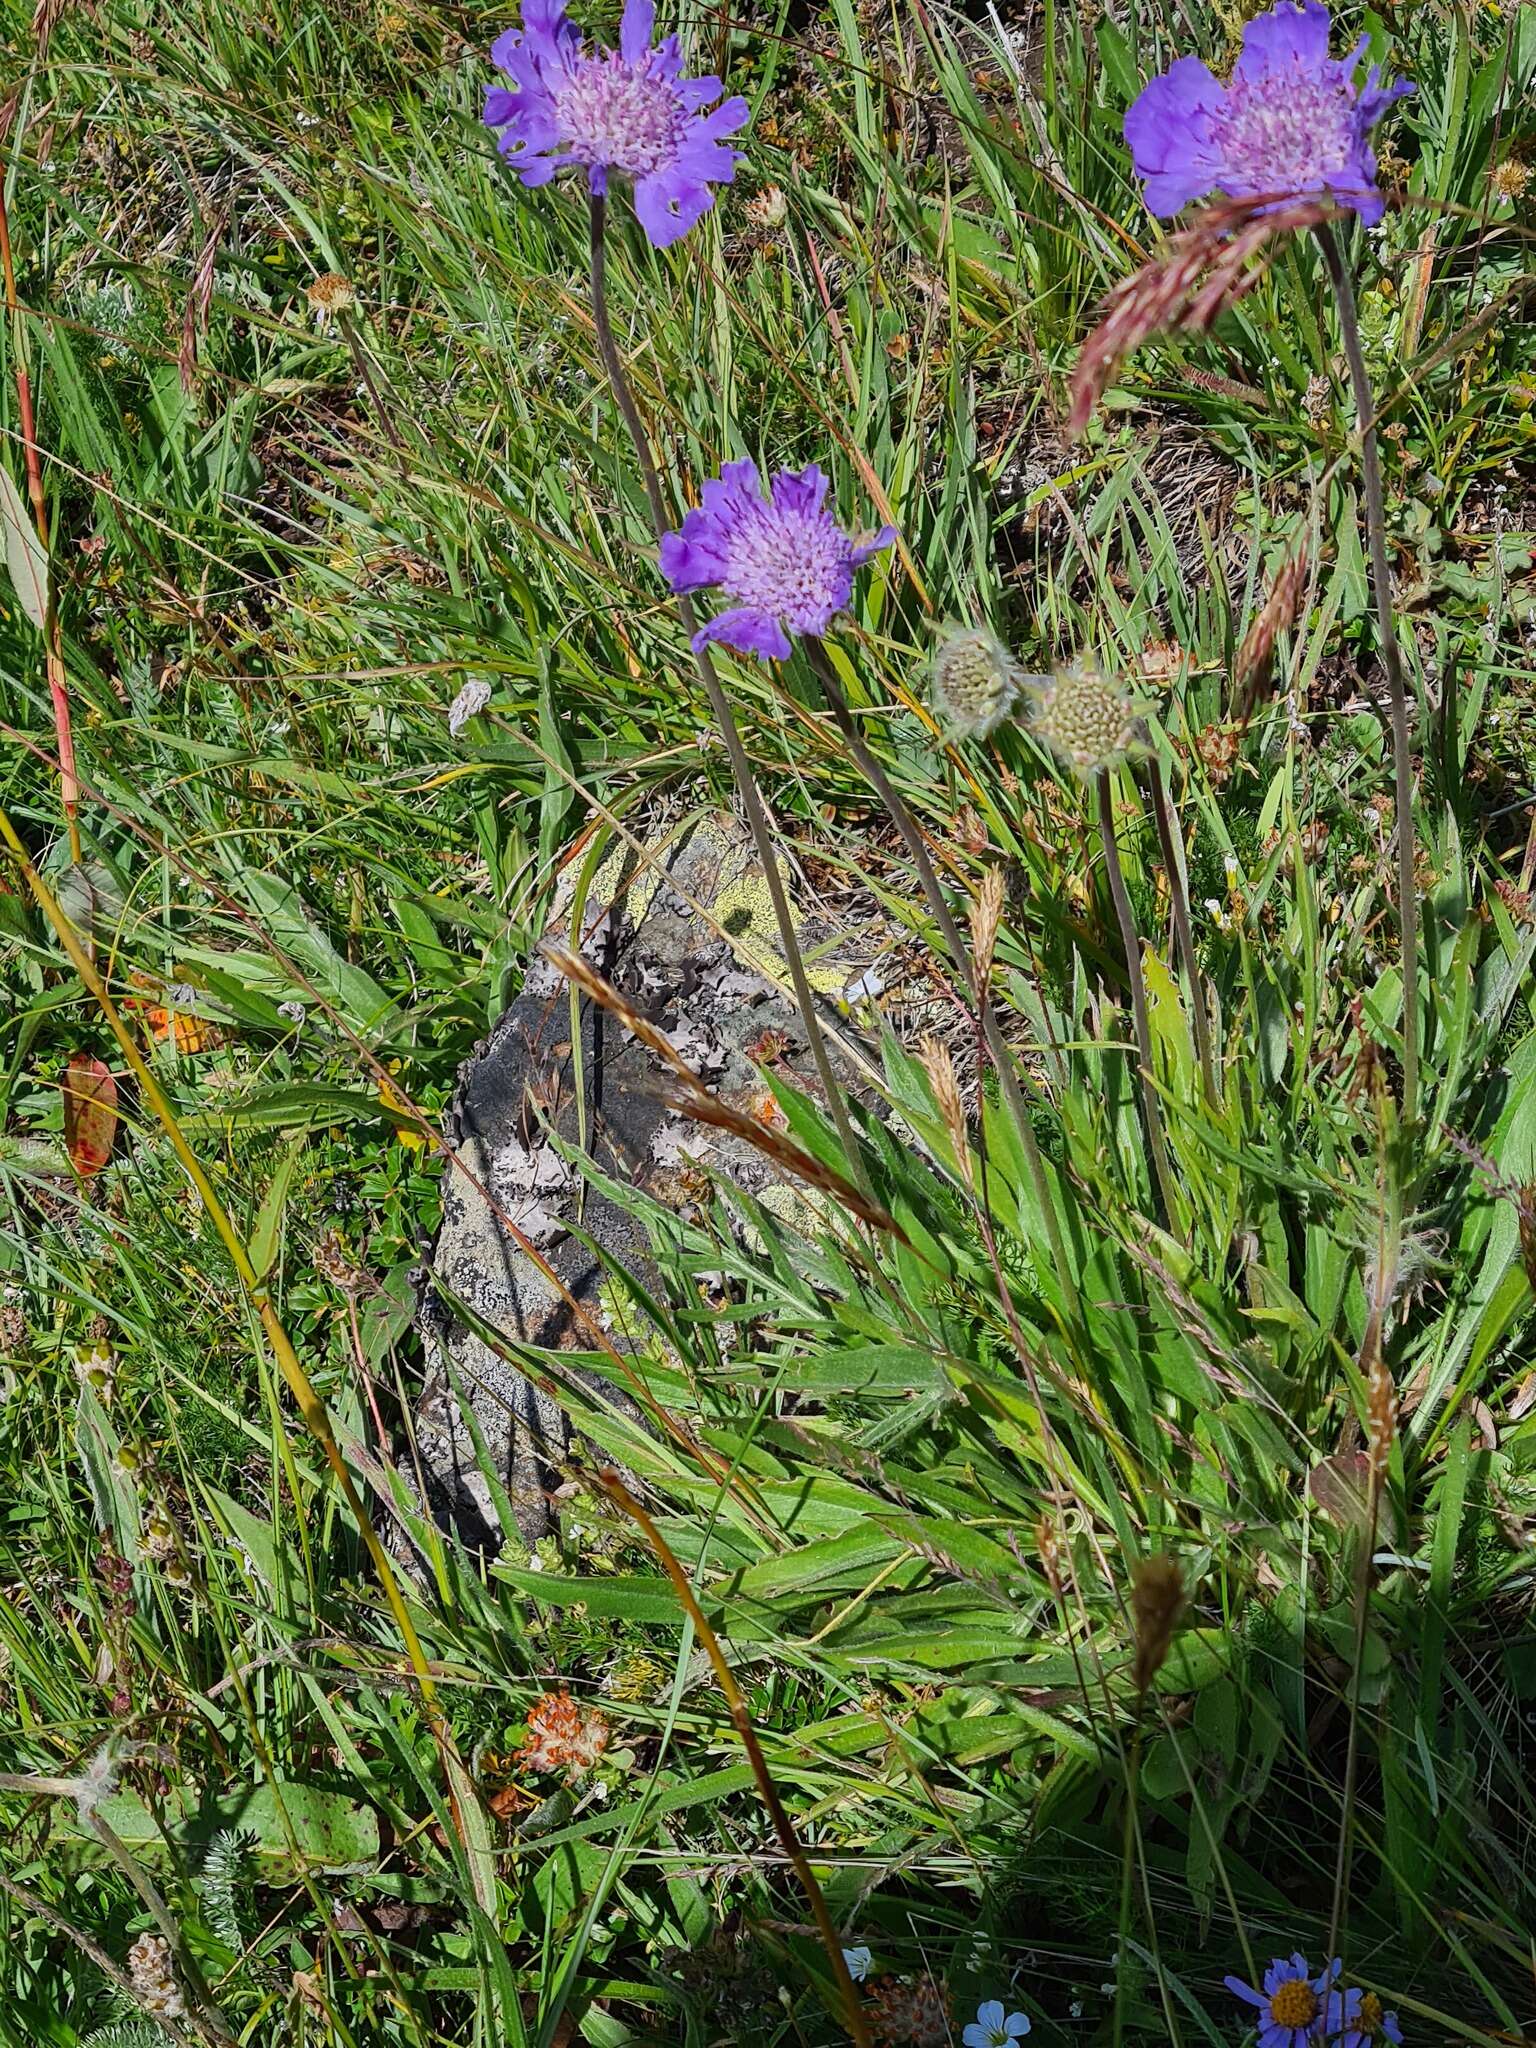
[
  {"xmin": 1325, "ymin": 1986, "xmax": 1405, "ymax": 2047},
  {"xmin": 962, "ymin": 1998, "xmax": 1032, "ymax": 2048},
  {"xmin": 1123, "ymin": 2, "xmax": 1410, "ymax": 225},
  {"xmin": 483, "ymin": 0, "xmax": 749, "ymax": 246},
  {"xmin": 1225, "ymin": 1953, "xmax": 1340, "ymax": 2048},
  {"xmin": 659, "ymin": 458, "xmax": 894, "ymax": 661},
  {"xmin": 841, "ymin": 1946, "xmax": 872, "ymax": 1983}
]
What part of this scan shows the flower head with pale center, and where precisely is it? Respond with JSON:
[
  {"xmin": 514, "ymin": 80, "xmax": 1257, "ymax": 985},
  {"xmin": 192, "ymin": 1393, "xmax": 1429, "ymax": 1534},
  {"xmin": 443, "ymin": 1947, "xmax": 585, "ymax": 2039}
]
[
  {"xmin": 484, "ymin": 0, "xmax": 749, "ymax": 246},
  {"xmin": 1124, "ymin": 2, "xmax": 1410, "ymax": 225},
  {"xmin": 660, "ymin": 459, "xmax": 895, "ymax": 661},
  {"xmin": 1225, "ymin": 1953, "xmax": 1340, "ymax": 2048},
  {"xmin": 962, "ymin": 1997, "xmax": 1032, "ymax": 2047}
]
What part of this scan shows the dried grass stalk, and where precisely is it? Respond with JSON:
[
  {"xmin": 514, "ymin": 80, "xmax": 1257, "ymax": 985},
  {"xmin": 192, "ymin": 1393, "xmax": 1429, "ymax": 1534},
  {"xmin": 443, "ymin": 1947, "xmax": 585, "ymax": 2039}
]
[
  {"xmin": 1234, "ymin": 544, "xmax": 1310, "ymax": 721},
  {"xmin": 1068, "ymin": 197, "xmax": 1335, "ymax": 438},
  {"xmin": 541, "ymin": 943, "xmax": 908, "ymax": 1243}
]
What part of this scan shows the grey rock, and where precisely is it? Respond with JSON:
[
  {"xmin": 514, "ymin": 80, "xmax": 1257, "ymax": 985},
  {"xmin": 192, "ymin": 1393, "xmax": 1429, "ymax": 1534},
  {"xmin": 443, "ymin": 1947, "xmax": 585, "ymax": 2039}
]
[{"xmin": 415, "ymin": 816, "xmax": 892, "ymax": 1555}]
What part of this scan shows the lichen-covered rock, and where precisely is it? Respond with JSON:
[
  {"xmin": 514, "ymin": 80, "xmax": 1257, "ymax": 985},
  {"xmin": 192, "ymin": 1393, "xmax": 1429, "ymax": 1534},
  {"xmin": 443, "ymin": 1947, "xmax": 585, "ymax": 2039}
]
[{"xmin": 415, "ymin": 816, "xmax": 893, "ymax": 1554}]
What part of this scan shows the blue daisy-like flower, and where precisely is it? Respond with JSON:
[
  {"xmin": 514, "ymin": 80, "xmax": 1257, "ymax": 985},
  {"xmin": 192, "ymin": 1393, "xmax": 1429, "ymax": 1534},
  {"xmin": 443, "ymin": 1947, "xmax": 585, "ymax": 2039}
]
[
  {"xmin": 1325, "ymin": 1986, "xmax": 1406, "ymax": 2047},
  {"xmin": 1124, "ymin": 2, "xmax": 1410, "ymax": 225},
  {"xmin": 659, "ymin": 458, "xmax": 895, "ymax": 661},
  {"xmin": 1225, "ymin": 1952, "xmax": 1340, "ymax": 2048},
  {"xmin": 483, "ymin": 0, "xmax": 749, "ymax": 247}
]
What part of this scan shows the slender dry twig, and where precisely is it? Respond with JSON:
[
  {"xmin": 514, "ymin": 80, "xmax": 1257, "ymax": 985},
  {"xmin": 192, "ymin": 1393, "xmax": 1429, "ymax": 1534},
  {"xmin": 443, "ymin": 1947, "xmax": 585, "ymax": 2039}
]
[
  {"xmin": 542, "ymin": 942, "xmax": 909, "ymax": 1243},
  {"xmin": 597, "ymin": 1470, "xmax": 874, "ymax": 2048}
]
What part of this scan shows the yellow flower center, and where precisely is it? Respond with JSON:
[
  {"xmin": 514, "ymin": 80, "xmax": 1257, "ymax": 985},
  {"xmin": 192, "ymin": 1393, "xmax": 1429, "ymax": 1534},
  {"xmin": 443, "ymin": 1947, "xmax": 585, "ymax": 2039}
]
[
  {"xmin": 1359, "ymin": 1994, "xmax": 1385, "ymax": 2034},
  {"xmin": 1270, "ymin": 1982, "xmax": 1319, "ymax": 2029}
]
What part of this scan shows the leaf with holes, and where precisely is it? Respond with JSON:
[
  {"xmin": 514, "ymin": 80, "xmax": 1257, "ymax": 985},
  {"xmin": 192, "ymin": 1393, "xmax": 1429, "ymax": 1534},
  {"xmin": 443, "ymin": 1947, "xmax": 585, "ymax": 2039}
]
[{"xmin": 62, "ymin": 1054, "xmax": 118, "ymax": 1176}]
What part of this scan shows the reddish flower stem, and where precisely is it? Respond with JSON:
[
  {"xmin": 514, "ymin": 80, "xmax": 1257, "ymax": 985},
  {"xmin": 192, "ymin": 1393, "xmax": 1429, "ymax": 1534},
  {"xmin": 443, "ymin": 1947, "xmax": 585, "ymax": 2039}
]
[{"xmin": 0, "ymin": 180, "xmax": 80, "ymax": 865}]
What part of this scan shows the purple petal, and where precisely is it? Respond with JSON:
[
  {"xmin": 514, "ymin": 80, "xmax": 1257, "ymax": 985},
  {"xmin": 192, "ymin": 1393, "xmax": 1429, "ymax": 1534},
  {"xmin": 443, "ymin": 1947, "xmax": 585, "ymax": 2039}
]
[
  {"xmin": 484, "ymin": 85, "xmax": 518, "ymax": 122},
  {"xmin": 619, "ymin": 0, "xmax": 655, "ymax": 61},
  {"xmin": 768, "ymin": 464, "xmax": 830, "ymax": 517},
  {"xmin": 1358, "ymin": 69, "xmax": 1413, "ymax": 127},
  {"xmin": 849, "ymin": 524, "xmax": 896, "ymax": 567},
  {"xmin": 1233, "ymin": 1, "xmax": 1334, "ymax": 84},
  {"xmin": 695, "ymin": 93, "xmax": 751, "ymax": 138},
  {"xmin": 1225, "ymin": 1975, "xmax": 1266, "ymax": 2009},
  {"xmin": 501, "ymin": 138, "xmax": 572, "ymax": 184},
  {"xmin": 659, "ymin": 522, "xmax": 728, "ymax": 593},
  {"xmin": 701, "ymin": 459, "xmax": 764, "ymax": 518},
  {"xmin": 633, "ymin": 167, "xmax": 715, "ymax": 246},
  {"xmin": 1382, "ymin": 2015, "xmax": 1404, "ymax": 2044},
  {"xmin": 1124, "ymin": 55, "xmax": 1228, "ymax": 215},
  {"xmin": 693, "ymin": 606, "xmax": 792, "ymax": 661},
  {"xmin": 677, "ymin": 73, "xmax": 724, "ymax": 110},
  {"xmin": 674, "ymin": 131, "xmax": 744, "ymax": 186}
]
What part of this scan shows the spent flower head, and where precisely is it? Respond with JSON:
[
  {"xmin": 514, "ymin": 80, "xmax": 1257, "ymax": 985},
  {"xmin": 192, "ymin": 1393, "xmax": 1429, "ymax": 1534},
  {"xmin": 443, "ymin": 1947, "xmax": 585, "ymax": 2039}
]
[
  {"xmin": 660, "ymin": 458, "xmax": 895, "ymax": 661},
  {"xmin": 931, "ymin": 625, "xmax": 1027, "ymax": 740},
  {"xmin": 1327, "ymin": 1987, "xmax": 1405, "ymax": 2047},
  {"xmin": 484, "ymin": 0, "xmax": 749, "ymax": 247},
  {"xmin": 1025, "ymin": 659, "xmax": 1147, "ymax": 779},
  {"xmin": 1225, "ymin": 1953, "xmax": 1340, "ymax": 2048},
  {"xmin": 1125, "ymin": 2, "xmax": 1411, "ymax": 225}
]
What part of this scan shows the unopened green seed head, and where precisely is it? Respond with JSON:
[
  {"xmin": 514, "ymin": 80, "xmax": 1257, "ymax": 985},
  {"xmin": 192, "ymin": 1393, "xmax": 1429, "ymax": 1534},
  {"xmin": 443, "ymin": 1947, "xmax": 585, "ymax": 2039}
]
[
  {"xmin": 1026, "ymin": 658, "xmax": 1146, "ymax": 779},
  {"xmin": 930, "ymin": 624, "xmax": 1025, "ymax": 740}
]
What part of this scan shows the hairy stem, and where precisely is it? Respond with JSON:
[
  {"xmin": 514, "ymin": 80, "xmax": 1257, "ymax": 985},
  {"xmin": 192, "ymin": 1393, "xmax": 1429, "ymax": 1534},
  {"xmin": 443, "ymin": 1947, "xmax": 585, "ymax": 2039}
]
[
  {"xmin": 587, "ymin": 194, "xmax": 866, "ymax": 1187},
  {"xmin": 804, "ymin": 635, "xmax": 1081, "ymax": 1326},
  {"xmin": 1096, "ymin": 770, "xmax": 1180, "ymax": 1228},
  {"xmin": 1317, "ymin": 222, "xmax": 1420, "ymax": 1127},
  {"xmin": 1146, "ymin": 755, "xmax": 1217, "ymax": 1107}
]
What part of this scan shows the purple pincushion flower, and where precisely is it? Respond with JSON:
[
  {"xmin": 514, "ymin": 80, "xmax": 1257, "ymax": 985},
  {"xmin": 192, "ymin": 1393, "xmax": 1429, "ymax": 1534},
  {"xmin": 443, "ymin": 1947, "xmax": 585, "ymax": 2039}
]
[
  {"xmin": 1225, "ymin": 1953, "xmax": 1340, "ymax": 2048},
  {"xmin": 660, "ymin": 459, "xmax": 895, "ymax": 661},
  {"xmin": 1124, "ymin": 2, "xmax": 1410, "ymax": 225},
  {"xmin": 484, "ymin": 0, "xmax": 749, "ymax": 246},
  {"xmin": 1325, "ymin": 1987, "xmax": 1406, "ymax": 2047}
]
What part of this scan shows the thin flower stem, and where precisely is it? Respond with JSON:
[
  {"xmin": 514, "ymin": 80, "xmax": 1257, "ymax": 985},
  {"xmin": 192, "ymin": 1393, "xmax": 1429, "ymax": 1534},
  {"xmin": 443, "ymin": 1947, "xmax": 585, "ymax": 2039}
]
[
  {"xmin": 1145, "ymin": 755, "xmax": 1217, "ymax": 1107},
  {"xmin": 586, "ymin": 194, "xmax": 867, "ymax": 1190},
  {"xmin": 1316, "ymin": 222, "xmax": 1420, "ymax": 1128},
  {"xmin": 803, "ymin": 635, "xmax": 1081, "ymax": 1327},
  {"xmin": 598, "ymin": 1469, "xmax": 874, "ymax": 2048},
  {"xmin": 1096, "ymin": 770, "xmax": 1180, "ymax": 1228}
]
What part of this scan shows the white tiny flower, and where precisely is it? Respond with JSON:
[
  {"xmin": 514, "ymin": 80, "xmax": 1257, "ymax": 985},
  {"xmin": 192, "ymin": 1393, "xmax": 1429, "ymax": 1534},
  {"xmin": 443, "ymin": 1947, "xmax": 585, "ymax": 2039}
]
[
  {"xmin": 841, "ymin": 1946, "xmax": 872, "ymax": 1982},
  {"xmin": 448, "ymin": 675, "xmax": 493, "ymax": 736}
]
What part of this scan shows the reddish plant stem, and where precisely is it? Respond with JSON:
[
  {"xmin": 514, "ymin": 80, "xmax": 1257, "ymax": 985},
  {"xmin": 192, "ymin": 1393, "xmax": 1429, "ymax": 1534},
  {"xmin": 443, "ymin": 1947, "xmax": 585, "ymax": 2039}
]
[{"xmin": 0, "ymin": 180, "xmax": 80, "ymax": 863}]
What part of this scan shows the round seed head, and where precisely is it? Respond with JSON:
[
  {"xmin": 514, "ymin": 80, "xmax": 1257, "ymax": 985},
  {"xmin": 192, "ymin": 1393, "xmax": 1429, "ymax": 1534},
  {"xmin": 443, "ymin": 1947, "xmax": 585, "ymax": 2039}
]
[
  {"xmin": 930, "ymin": 624, "xmax": 1025, "ymax": 740},
  {"xmin": 1026, "ymin": 658, "xmax": 1145, "ymax": 779}
]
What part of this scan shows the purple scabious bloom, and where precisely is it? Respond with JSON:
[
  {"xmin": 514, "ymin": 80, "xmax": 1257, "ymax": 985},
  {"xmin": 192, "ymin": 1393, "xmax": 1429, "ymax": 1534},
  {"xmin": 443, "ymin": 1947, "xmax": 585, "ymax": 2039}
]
[
  {"xmin": 1325, "ymin": 1987, "xmax": 1405, "ymax": 2047},
  {"xmin": 659, "ymin": 459, "xmax": 896, "ymax": 661},
  {"xmin": 1225, "ymin": 1953, "xmax": 1340, "ymax": 2048},
  {"xmin": 1124, "ymin": 2, "xmax": 1410, "ymax": 226},
  {"xmin": 484, "ymin": 0, "xmax": 749, "ymax": 247}
]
